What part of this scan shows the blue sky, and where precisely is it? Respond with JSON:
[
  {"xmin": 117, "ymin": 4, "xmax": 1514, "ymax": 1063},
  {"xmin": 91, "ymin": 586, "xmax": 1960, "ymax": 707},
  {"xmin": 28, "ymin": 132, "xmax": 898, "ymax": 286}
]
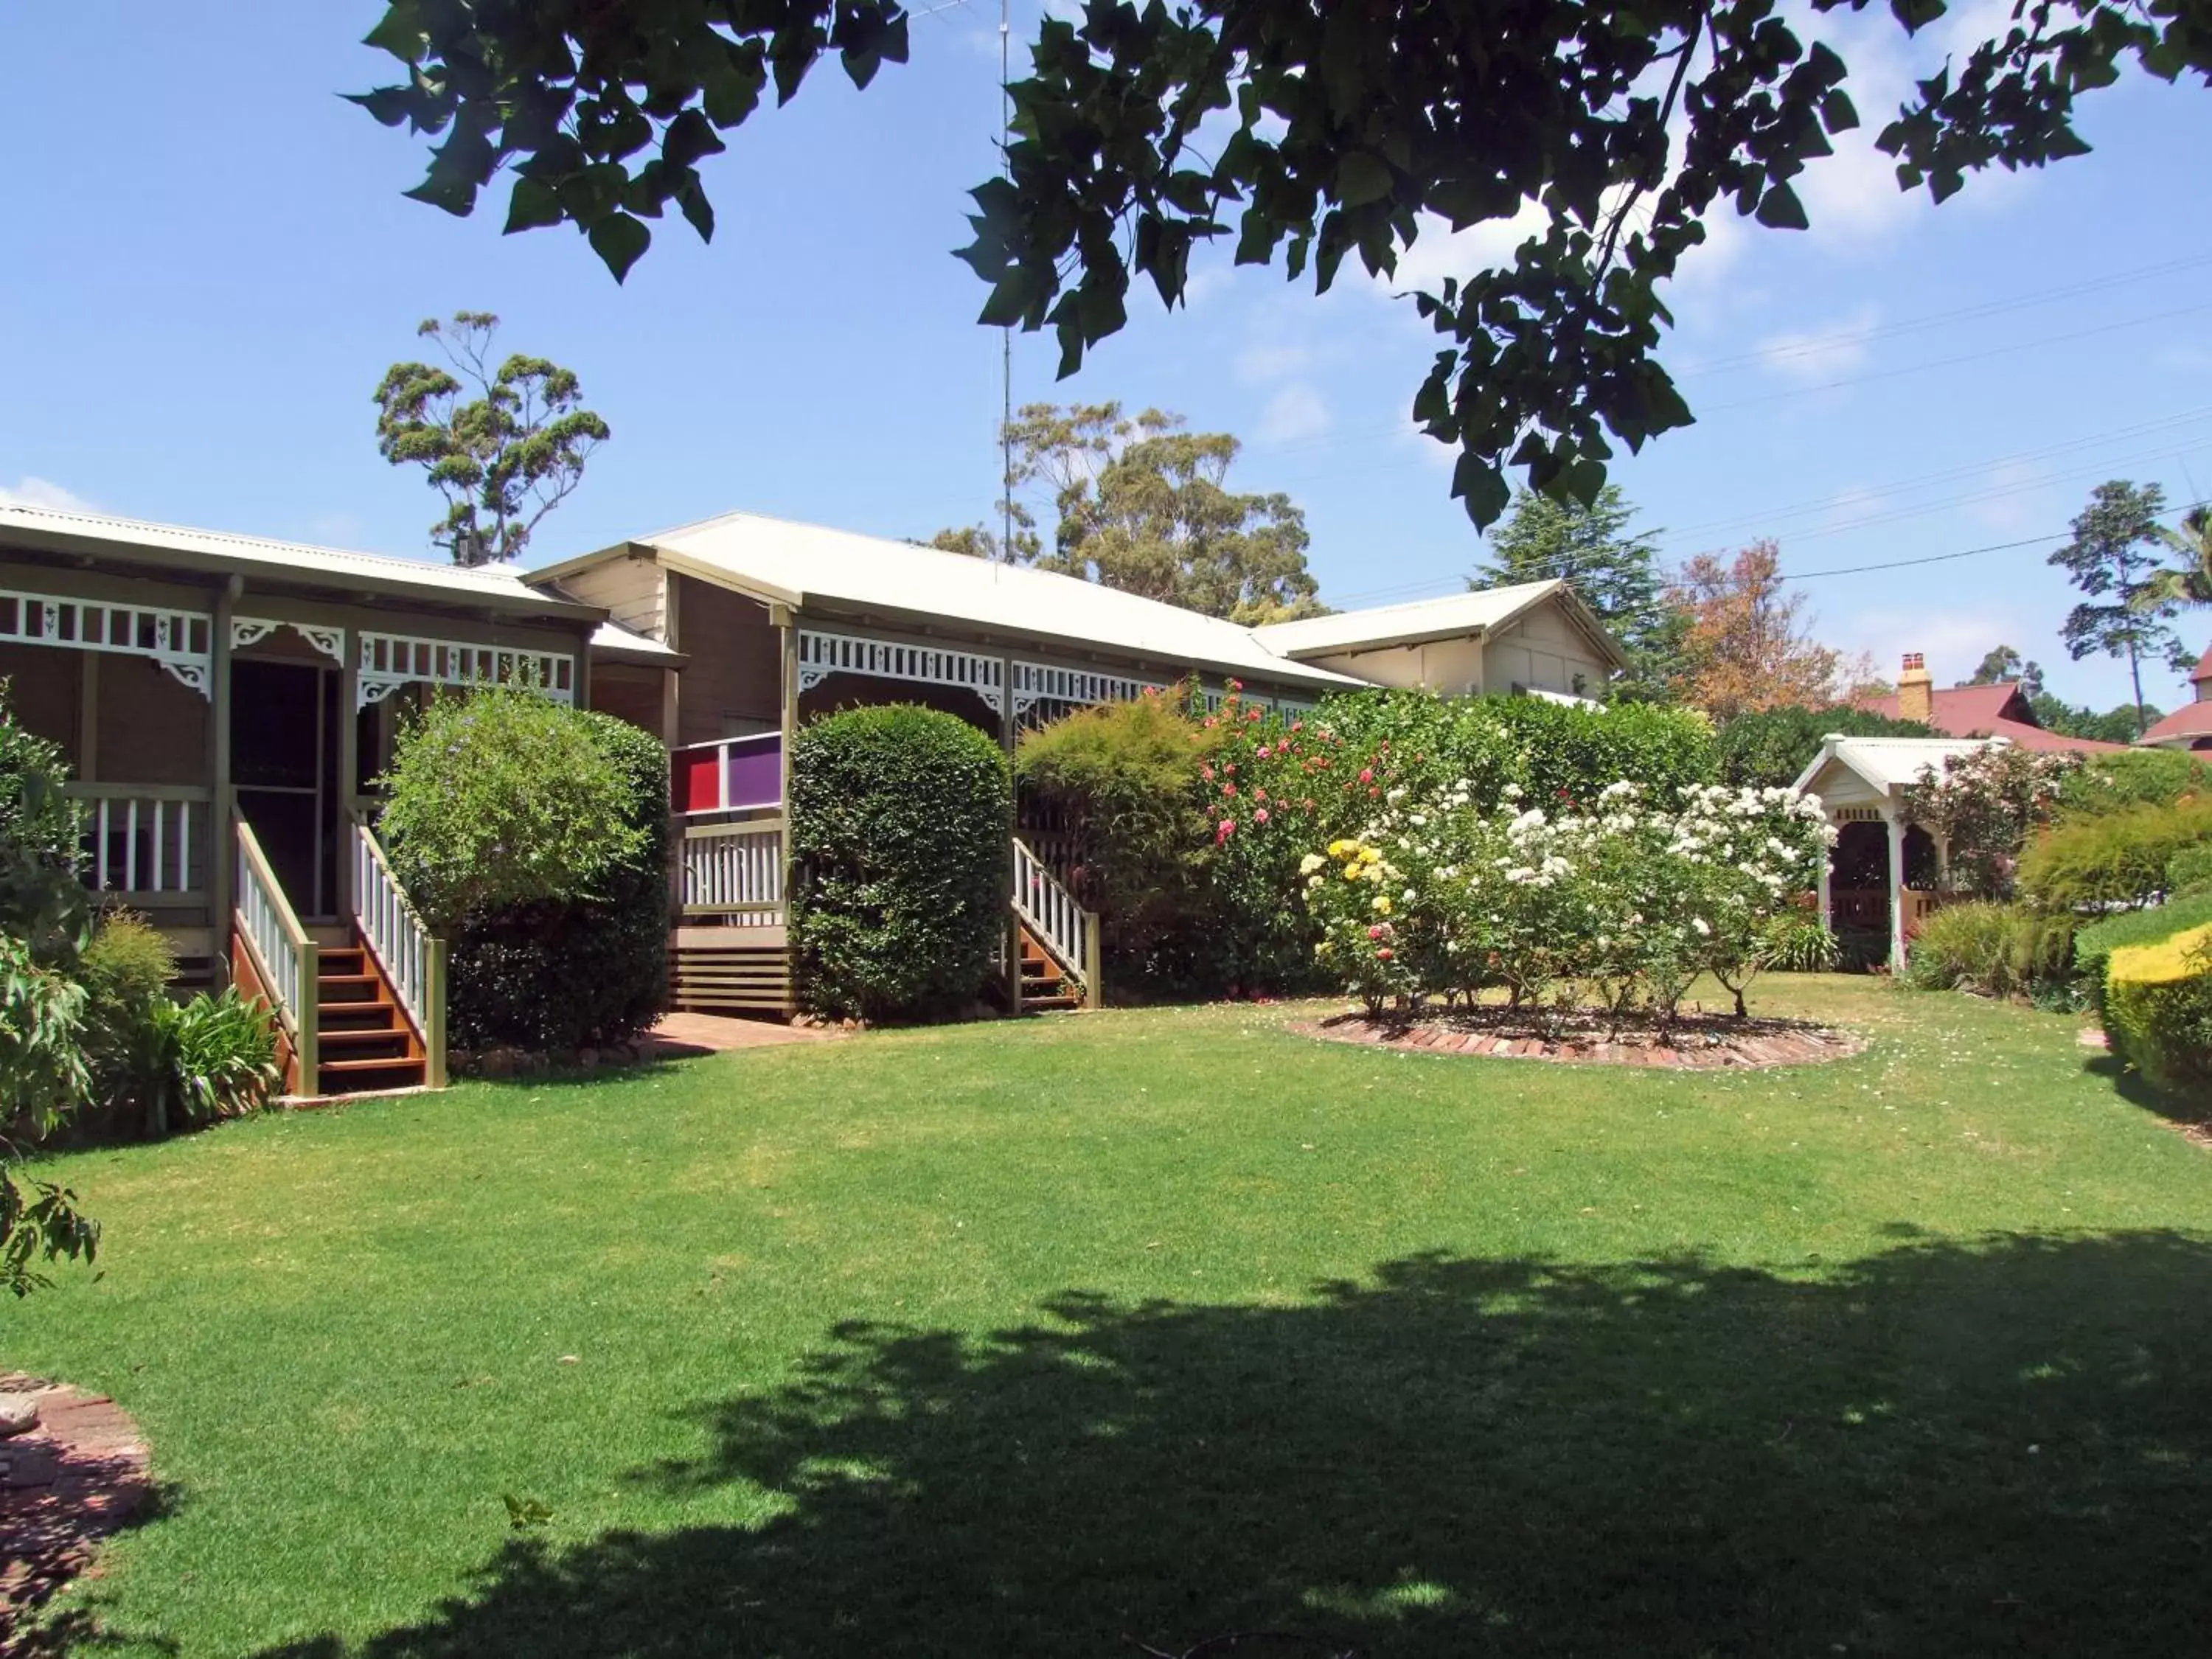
[{"xmin": 4, "ymin": 3, "xmax": 2210, "ymax": 711}]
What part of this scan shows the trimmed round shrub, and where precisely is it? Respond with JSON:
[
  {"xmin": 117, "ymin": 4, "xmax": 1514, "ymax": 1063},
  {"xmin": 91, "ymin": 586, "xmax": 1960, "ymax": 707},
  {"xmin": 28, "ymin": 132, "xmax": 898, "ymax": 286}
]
[
  {"xmin": 378, "ymin": 687, "xmax": 645, "ymax": 930},
  {"xmin": 792, "ymin": 706, "xmax": 1011, "ymax": 1022},
  {"xmin": 2105, "ymin": 922, "xmax": 2212, "ymax": 1097},
  {"xmin": 440, "ymin": 711, "xmax": 672, "ymax": 1054},
  {"xmin": 2017, "ymin": 797, "xmax": 2212, "ymax": 913},
  {"xmin": 2074, "ymin": 890, "xmax": 2212, "ymax": 1018}
]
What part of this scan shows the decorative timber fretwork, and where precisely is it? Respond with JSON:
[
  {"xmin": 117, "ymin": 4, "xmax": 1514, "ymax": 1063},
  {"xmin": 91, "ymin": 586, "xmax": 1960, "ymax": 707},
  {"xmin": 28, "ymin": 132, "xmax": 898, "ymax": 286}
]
[
  {"xmin": 1010, "ymin": 661, "xmax": 1167, "ymax": 718},
  {"xmin": 356, "ymin": 632, "xmax": 577, "ymax": 711},
  {"xmin": 0, "ymin": 587, "xmax": 213, "ymax": 697},
  {"xmin": 233, "ymin": 617, "xmax": 345, "ymax": 666},
  {"xmin": 797, "ymin": 629, "xmax": 1005, "ymax": 714}
]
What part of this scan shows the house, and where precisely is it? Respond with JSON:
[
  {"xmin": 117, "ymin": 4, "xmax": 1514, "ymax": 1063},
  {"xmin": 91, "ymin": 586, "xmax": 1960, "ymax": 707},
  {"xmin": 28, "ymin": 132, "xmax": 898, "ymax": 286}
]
[
  {"xmin": 1792, "ymin": 734, "xmax": 1997, "ymax": 971},
  {"xmin": 2139, "ymin": 646, "xmax": 2212, "ymax": 751},
  {"xmin": 4, "ymin": 498, "xmax": 1636, "ymax": 1082},
  {"xmin": 1250, "ymin": 580, "xmax": 1626, "ymax": 702},
  {"xmin": 0, "ymin": 503, "xmax": 679, "ymax": 1096},
  {"xmin": 532, "ymin": 515, "xmax": 1636, "ymax": 1018},
  {"xmin": 1851, "ymin": 652, "xmax": 2127, "ymax": 754}
]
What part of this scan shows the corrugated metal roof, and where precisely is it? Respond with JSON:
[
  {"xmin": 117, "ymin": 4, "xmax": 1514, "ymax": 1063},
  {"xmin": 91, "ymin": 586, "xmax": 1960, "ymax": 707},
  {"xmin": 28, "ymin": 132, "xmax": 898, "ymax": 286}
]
[
  {"xmin": 1252, "ymin": 580, "xmax": 1568, "ymax": 657},
  {"xmin": 0, "ymin": 504, "xmax": 591, "ymax": 616},
  {"xmin": 569, "ymin": 509, "xmax": 1363, "ymax": 689},
  {"xmin": 1794, "ymin": 735, "xmax": 2001, "ymax": 796}
]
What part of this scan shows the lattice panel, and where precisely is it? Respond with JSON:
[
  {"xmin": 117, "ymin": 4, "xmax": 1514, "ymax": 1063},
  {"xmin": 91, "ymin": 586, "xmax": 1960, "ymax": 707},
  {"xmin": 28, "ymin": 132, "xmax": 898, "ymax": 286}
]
[
  {"xmin": 356, "ymin": 633, "xmax": 577, "ymax": 710},
  {"xmin": 0, "ymin": 588, "xmax": 212, "ymax": 696},
  {"xmin": 798, "ymin": 629, "xmax": 1004, "ymax": 713}
]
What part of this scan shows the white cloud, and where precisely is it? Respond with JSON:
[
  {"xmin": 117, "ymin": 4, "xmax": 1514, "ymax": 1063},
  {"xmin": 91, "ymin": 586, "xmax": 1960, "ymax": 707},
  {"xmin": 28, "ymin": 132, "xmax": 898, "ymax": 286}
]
[
  {"xmin": 1961, "ymin": 459, "xmax": 2059, "ymax": 534},
  {"xmin": 1375, "ymin": 201, "xmax": 1549, "ymax": 297},
  {"xmin": 1258, "ymin": 384, "xmax": 1331, "ymax": 445},
  {"xmin": 1237, "ymin": 338, "xmax": 1315, "ymax": 385},
  {"xmin": 1756, "ymin": 304, "xmax": 1880, "ymax": 383},
  {"xmin": 0, "ymin": 476, "xmax": 97, "ymax": 512}
]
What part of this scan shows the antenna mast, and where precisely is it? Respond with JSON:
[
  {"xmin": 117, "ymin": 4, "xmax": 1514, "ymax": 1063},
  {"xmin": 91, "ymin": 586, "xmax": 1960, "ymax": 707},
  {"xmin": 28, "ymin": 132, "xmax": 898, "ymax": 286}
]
[{"xmin": 999, "ymin": 0, "xmax": 1014, "ymax": 566}]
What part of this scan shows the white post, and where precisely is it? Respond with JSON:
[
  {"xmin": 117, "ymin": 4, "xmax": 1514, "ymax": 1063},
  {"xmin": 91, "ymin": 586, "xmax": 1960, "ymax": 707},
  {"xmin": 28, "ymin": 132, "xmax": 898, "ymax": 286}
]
[
  {"xmin": 1886, "ymin": 810, "xmax": 1908, "ymax": 973},
  {"xmin": 1817, "ymin": 813, "xmax": 1834, "ymax": 938}
]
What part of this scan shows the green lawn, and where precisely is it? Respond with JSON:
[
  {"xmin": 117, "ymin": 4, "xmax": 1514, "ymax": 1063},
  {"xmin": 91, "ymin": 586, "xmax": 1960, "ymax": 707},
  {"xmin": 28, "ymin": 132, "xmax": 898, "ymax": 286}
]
[{"xmin": 7, "ymin": 976, "xmax": 2210, "ymax": 1657}]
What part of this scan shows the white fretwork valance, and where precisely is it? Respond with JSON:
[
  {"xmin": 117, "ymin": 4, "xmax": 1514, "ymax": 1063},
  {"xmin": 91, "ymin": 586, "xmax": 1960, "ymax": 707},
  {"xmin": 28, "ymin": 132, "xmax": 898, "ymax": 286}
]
[
  {"xmin": 0, "ymin": 587, "xmax": 212, "ymax": 697},
  {"xmin": 798, "ymin": 629, "xmax": 1005, "ymax": 714},
  {"xmin": 1010, "ymin": 661, "xmax": 1167, "ymax": 718},
  {"xmin": 356, "ymin": 632, "xmax": 577, "ymax": 711},
  {"xmin": 232, "ymin": 616, "xmax": 345, "ymax": 667}
]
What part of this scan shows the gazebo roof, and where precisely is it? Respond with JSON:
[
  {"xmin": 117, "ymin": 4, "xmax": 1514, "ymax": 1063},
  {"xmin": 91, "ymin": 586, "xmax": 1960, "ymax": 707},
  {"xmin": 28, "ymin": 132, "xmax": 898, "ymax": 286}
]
[{"xmin": 1792, "ymin": 734, "xmax": 2003, "ymax": 803}]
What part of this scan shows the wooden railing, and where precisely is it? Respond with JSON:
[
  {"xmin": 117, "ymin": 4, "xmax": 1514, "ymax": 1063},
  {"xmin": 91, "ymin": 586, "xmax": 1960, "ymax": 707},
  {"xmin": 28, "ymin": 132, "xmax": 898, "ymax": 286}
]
[
  {"xmin": 352, "ymin": 814, "xmax": 446, "ymax": 1089},
  {"xmin": 236, "ymin": 818, "xmax": 316, "ymax": 1087},
  {"xmin": 1012, "ymin": 837, "xmax": 1101, "ymax": 1009},
  {"xmin": 66, "ymin": 783, "xmax": 209, "ymax": 902},
  {"xmin": 682, "ymin": 818, "xmax": 785, "ymax": 923}
]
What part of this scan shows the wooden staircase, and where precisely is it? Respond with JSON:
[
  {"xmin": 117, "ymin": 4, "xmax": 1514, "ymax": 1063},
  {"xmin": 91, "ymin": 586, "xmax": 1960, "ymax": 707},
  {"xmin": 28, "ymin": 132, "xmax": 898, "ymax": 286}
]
[
  {"xmin": 310, "ymin": 937, "xmax": 428, "ymax": 1096},
  {"xmin": 1016, "ymin": 925, "xmax": 1082, "ymax": 1011}
]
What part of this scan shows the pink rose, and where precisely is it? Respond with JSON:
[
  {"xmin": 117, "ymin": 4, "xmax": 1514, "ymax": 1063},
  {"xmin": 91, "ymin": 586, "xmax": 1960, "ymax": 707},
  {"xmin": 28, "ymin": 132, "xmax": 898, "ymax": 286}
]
[{"xmin": 1255, "ymin": 807, "xmax": 1270, "ymax": 823}]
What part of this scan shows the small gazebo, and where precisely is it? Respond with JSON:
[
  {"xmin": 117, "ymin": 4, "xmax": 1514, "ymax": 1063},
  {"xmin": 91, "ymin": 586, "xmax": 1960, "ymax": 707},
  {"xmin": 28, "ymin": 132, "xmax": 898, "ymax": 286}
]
[{"xmin": 1792, "ymin": 734, "xmax": 2000, "ymax": 970}]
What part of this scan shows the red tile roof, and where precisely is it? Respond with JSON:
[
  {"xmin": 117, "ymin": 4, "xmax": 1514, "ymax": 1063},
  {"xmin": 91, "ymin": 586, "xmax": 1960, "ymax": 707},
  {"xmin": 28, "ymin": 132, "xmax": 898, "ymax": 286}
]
[
  {"xmin": 1849, "ymin": 682, "xmax": 2129, "ymax": 753},
  {"xmin": 2191, "ymin": 644, "xmax": 2212, "ymax": 686},
  {"xmin": 2142, "ymin": 700, "xmax": 2212, "ymax": 745}
]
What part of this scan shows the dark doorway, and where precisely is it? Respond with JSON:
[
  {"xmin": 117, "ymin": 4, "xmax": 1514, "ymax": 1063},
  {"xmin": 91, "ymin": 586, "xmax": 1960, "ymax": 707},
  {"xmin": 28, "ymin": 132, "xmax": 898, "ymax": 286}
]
[{"xmin": 232, "ymin": 658, "xmax": 341, "ymax": 918}]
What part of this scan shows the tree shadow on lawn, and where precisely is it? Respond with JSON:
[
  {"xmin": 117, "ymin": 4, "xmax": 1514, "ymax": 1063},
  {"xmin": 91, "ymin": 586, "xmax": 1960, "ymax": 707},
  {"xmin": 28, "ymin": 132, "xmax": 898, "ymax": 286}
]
[
  {"xmin": 2082, "ymin": 1052, "xmax": 2212, "ymax": 1136},
  {"xmin": 252, "ymin": 1233, "xmax": 2211, "ymax": 1658}
]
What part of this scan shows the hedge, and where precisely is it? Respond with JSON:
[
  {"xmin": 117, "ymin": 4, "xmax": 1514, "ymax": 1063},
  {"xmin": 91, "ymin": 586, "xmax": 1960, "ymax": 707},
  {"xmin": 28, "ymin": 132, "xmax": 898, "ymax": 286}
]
[
  {"xmin": 2016, "ymin": 797, "xmax": 2212, "ymax": 913},
  {"xmin": 2105, "ymin": 922, "xmax": 2212, "ymax": 1096},
  {"xmin": 439, "ymin": 711, "xmax": 671, "ymax": 1054},
  {"xmin": 791, "ymin": 706, "xmax": 1012, "ymax": 1022},
  {"xmin": 1714, "ymin": 704, "xmax": 1933, "ymax": 790},
  {"xmin": 1302, "ymin": 688, "xmax": 1718, "ymax": 809},
  {"xmin": 2053, "ymin": 748, "xmax": 2212, "ymax": 820},
  {"xmin": 2073, "ymin": 890, "xmax": 2212, "ymax": 1018}
]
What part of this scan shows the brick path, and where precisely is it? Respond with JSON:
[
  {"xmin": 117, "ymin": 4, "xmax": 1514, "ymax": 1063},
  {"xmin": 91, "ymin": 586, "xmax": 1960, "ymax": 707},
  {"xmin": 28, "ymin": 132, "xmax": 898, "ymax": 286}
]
[
  {"xmin": 638, "ymin": 1012, "xmax": 844, "ymax": 1058},
  {"xmin": 0, "ymin": 1377, "xmax": 150, "ymax": 1648},
  {"xmin": 1294, "ymin": 1015, "xmax": 1865, "ymax": 1070}
]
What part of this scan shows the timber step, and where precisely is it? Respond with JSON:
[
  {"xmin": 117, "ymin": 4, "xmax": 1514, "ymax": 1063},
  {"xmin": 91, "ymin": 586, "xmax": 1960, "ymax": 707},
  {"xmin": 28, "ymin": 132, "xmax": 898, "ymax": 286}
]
[
  {"xmin": 309, "ymin": 939, "xmax": 425, "ymax": 1096},
  {"xmin": 1015, "ymin": 927, "xmax": 1082, "ymax": 1012}
]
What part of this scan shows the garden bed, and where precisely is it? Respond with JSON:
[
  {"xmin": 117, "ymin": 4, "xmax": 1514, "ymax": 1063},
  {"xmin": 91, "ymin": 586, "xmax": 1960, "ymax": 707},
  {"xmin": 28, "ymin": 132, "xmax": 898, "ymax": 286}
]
[{"xmin": 1296, "ymin": 1006, "xmax": 1864, "ymax": 1069}]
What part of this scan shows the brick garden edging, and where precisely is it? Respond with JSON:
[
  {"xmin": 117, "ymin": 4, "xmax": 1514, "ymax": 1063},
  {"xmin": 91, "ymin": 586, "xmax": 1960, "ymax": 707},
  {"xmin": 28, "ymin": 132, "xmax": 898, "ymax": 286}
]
[
  {"xmin": 1293, "ymin": 1013, "xmax": 1865, "ymax": 1070},
  {"xmin": 0, "ymin": 1376, "xmax": 152, "ymax": 1648}
]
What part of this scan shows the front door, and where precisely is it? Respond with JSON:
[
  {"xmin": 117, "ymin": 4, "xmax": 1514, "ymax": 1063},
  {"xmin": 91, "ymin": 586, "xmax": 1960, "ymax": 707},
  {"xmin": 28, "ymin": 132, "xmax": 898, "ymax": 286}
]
[{"xmin": 232, "ymin": 658, "xmax": 341, "ymax": 919}]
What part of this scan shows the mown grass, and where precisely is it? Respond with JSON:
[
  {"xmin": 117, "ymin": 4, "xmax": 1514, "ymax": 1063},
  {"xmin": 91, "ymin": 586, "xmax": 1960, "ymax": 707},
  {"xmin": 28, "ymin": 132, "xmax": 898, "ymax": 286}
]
[{"xmin": 6, "ymin": 975, "xmax": 2208, "ymax": 1657}]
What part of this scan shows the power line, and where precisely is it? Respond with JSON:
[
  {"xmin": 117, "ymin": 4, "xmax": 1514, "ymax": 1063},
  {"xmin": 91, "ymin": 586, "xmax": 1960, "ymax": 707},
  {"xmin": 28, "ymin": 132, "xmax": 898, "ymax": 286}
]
[{"xmin": 1321, "ymin": 497, "xmax": 2212, "ymax": 607}]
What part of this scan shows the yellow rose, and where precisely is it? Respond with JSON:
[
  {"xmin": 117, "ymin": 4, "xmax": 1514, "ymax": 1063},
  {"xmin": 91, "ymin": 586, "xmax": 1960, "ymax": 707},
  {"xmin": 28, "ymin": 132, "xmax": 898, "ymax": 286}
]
[{"xmin": 1373, "ymin": 895, "xmax": 1392, "ymax": 915}]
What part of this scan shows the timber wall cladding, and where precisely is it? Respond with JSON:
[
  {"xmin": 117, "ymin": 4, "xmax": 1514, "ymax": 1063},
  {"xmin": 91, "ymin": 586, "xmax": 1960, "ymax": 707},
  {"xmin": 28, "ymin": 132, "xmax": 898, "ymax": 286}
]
[
  {"xmin": 669, "ymin": 931, "xmax": 795, "ymax": 1015},
  {"xmin": 672, "ymin": 575, "xmax": 782, "ymax": 747}
]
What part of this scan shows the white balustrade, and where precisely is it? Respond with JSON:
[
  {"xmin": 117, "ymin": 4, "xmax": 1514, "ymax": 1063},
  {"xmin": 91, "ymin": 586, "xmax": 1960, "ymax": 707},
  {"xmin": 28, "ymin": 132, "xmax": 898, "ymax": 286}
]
[
  {"xmin": 67, "ymin": 785, "xmax": 209, "ymax": 897},
  {"xmin": 682, "ymin": 820, "xmax": 785, "ymax": 922},
  {"xmin": 1012, "ymin": 837, "xmax": 1094, "ymax": 1001},
  {"xmin": 353, "ymin": 818, "xmax": 443, "ymax": 1084},
  {"xmin": 235, "ymin": 821, "xmax": 316, "ymax": 1082}
]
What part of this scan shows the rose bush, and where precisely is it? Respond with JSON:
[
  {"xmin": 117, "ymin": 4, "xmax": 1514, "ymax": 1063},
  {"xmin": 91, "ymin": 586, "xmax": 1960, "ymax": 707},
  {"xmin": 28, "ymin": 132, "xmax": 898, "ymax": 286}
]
[{"xmin": 1277, "ymin": 777, "xmax": 1830, "ymax": 1032}]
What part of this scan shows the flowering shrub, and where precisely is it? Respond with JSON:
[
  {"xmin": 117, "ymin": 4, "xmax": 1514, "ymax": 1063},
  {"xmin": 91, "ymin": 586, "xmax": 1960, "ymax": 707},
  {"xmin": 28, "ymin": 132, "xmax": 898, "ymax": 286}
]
[
  {"xmin": 1897, "ymin": 744, "xmax": 2079, "ymax": 900},
  {"xmin": 1289, "ymin": 779, "xmax": 1831, "ymax": 1031}
]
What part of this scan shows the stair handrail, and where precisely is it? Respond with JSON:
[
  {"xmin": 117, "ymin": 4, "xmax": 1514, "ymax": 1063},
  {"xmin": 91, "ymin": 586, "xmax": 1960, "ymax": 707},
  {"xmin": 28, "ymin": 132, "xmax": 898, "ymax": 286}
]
[
  {"xmin": 235, "ymin": 818, "xmax": 318, "ymax": 1088},
  {"xmin": 1011, "ymin": 836, "xmax": 1102, "ymax": 1009},
  {"xmin": 350, "ymin": 812, "xmax": 447, "ymax": 1090}
]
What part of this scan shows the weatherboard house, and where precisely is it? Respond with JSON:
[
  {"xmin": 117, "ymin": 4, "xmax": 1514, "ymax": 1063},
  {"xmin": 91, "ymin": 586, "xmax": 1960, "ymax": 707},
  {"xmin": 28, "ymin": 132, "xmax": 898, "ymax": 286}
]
[{"xmin": 1, "ymin": 501, "xmax": 1622, "ymax": 1096}]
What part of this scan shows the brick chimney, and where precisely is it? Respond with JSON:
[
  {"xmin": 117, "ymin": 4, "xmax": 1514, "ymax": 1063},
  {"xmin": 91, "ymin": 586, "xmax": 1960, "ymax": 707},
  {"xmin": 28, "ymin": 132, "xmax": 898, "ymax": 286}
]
[{"xmin": 1898, "ymin": 652, "xmax": 1933, "ymax": 725}]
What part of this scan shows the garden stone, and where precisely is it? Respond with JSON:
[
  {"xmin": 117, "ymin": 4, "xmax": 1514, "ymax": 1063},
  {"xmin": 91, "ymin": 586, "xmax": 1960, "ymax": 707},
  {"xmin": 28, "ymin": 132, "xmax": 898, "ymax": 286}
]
[{"xmin": 0, "ymin": 1394, "xmax": 40, "ymax": 1437}]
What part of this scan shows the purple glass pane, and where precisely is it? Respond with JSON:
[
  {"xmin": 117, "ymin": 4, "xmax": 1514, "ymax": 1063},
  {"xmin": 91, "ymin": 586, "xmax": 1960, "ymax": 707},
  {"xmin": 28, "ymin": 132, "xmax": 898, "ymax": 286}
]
[{"xmin": 725, "ymin": 734, "xmax": 783, "ymax": 810}]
